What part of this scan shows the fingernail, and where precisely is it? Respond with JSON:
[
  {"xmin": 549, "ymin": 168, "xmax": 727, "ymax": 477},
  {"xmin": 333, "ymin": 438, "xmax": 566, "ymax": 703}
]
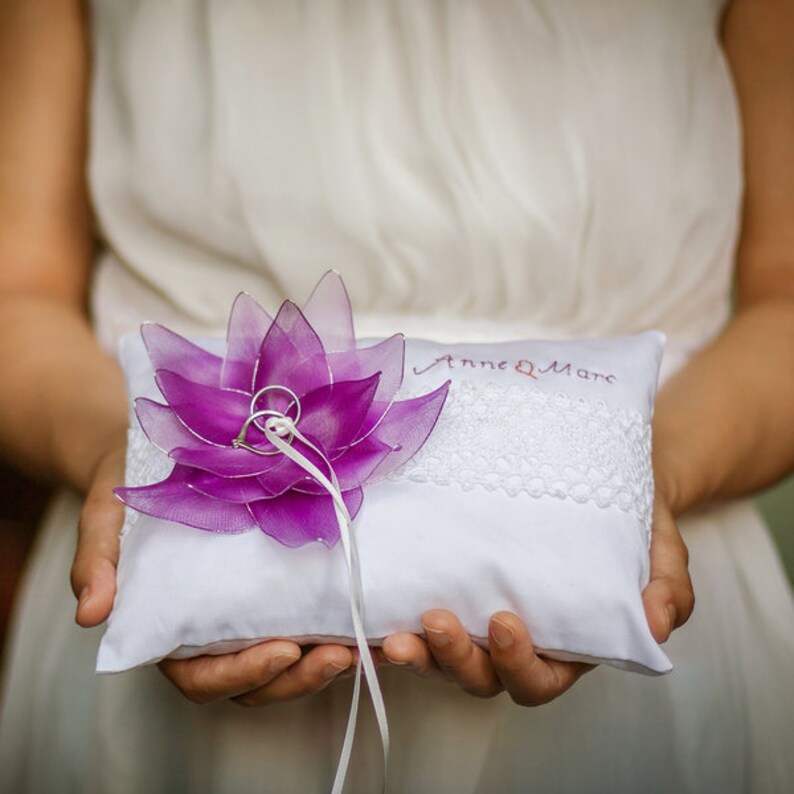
[
  {"xmin": 78, "ymin": 587, "xmax": 91, "ymax": 607},
  {"xmin": 423, "ymin": 626, "xmax": 450, "ymax": 647},
  {"xmin": 323, "ymin": 662, "xmax": 348, "ymax": 681},
  {"xmin": 490, "ymin": 618, "xmax": 514, "ymax": 648},
  {"xmin": 667, "ymin": 605, "xmax": 677, "ymax": 632},
  {"xmin": 384, "ymin": 655, "xmax": 410, "ymax": 666},
  {"xmin": 269, "ymin": 652, "xmax": 299, "ymax": 675}
]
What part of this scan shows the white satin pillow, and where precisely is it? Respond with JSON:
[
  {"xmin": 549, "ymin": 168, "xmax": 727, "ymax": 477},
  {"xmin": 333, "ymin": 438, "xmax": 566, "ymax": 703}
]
[{"xmin": 98, "ymin": 330, "xmax": 671, "ymax": 676}]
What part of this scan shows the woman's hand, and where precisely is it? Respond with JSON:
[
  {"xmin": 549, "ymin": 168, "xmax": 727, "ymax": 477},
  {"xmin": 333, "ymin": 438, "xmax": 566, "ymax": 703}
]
[
  {"xmin": 382, "ymin": 610, "xmax": 593, "ymax": 707},
  {"xmin": 70, "ymin": 445, "xmax": 127, "ymax": 628},
  {"xmin": 69, "ymin": 445, "xmax": 355, "ymax": 707},
  {"xmin": 381, "ymin": 492, "xmax": 694, "ymax": 706},
  {"xmin": 158, "ymin": 643, "xmax": 355, "ymax": 707},
  {"xmin": 641, "ymin": 495, "xmax": 695, "ymax": 644}
]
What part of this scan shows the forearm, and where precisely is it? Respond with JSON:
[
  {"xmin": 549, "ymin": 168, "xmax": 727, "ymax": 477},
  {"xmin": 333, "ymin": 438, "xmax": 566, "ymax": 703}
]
[
  {"xmin": 653, "ymin": 297, "xmax": 794, "ymax": 516},
  {"xmin": 0, "ymin": 2, "xmax": 113, "ymax": 491},
  {"xmin": 0, "ymin": 293, "xmax": 127, "ymax": 493}
]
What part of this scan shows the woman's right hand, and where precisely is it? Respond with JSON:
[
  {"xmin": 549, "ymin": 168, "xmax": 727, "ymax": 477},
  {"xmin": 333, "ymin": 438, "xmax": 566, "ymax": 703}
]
[
  {"xmin": 70, "ymin": 446, "xmax": 126, "ymax": 628},
  {"xmin": 69, "ymin": 445, "xmax": 356, "ymax": 706}
]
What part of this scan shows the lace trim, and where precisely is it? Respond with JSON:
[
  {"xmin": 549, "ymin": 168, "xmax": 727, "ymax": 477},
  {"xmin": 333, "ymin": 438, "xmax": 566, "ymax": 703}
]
[
  {"xmin": 122, "ymin": 426, "xmax": 173, "ymax": 536},
  {"xmin": 123, "ymin": 382, "xmax": 653, "ymax": 538},
  {"xmin": 387, "ymin": 381, "xmax": 653, "ymax": 534}
]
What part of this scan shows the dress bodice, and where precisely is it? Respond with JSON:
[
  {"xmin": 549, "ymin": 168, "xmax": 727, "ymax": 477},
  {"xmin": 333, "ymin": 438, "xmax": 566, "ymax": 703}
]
[{"xmin": 89, "ymin": 0, "xmax": 740, "ymax": 368}]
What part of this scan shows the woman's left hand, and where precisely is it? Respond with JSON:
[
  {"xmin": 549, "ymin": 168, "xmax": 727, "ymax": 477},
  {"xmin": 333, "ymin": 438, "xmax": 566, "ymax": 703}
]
[
  {"xmin": 381, "ymin": 493, "xmax": 693, "ymax": 706},
  {"xmin": 640, "ymin": 494, "xmax": 695, "ymax": 644},
  {"xmin": 382, "ymin": 609, "xmax": 593, "ymax": 706}
]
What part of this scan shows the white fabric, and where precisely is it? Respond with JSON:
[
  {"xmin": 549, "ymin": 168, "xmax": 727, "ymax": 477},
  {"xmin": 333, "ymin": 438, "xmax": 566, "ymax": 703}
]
[
  {"xmin": 98, "ymin": 331, "xmax": 669, "ymax": 675},
  {"xmin": 3, "ymin": 0, "xmax": 794, "ymax": 792}
]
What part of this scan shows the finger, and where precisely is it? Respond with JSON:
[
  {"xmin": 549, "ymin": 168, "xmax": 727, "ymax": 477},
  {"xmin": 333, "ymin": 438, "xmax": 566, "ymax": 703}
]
[
  {"xmin": 488, "ymin": 611, "xmax": 594, "ymax": 707},
  {"xmin": 158, "ymin": 641, "xmax": 302, "ymax": 704},
  {"xmin": 70, "ymin": 450, "xmax": 126, "ymax": 627},
  {"xmin": 420, "ymin": 609, "xmax": 503, "ymax": 698},
  {"xmin": 381, "ymin": 632, "xmax": 443, "ymax": 678},
  {"xmin": 643, "ymin": 503, "xmax": 695, "ymax": 643},
  {"xmin": 231, "ymin": 644, "xmax": 355, "ymax": 707},
  {"xmin": 337, "ymin": 646, "xmax": 381, "ymax": 679}
]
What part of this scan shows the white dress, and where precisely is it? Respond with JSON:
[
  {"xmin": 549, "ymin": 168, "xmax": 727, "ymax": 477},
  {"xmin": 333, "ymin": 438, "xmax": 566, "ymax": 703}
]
[{"xmin": 2, "ymin": 1, "xmax": 794, "ymax": 791}]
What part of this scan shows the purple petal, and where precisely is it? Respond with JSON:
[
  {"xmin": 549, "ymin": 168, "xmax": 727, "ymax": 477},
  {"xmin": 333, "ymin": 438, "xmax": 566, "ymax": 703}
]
[
  {"xmin": 185, "ymin": 469, "xmax": 271, "ymax": 504},
  {"xmin": 136, "ymin": 398, "xmax": 211, "ymax": 455},
  {"xmin": 367, "ymin": 381, "xmax": 451, "ymax": 481},
  {"xmin": 302, "ymin": 271, "xmax": 355, "ymax": 353},
  {"xmin": 252, "ymin": 436, "xmax": 334, "ymax": 496},
  {"xmin": 192, "ymin": 433, "xmax": 333, "ymax": 499},
  {"xmin": 298, "ymin": 374, "xmax": 380, "ymax": 452},
  {"xmin": 327, "ymin": 334, "xmax": 405, "ymax": 435},
  {"xmin": 253, "ymin": 301, "xmax": 331, "ymax": 398},
  {"xmin": 168, "ymin": 441, "xmax": 291, "ymax": 478},
  {"xmin": 221, "ymin": 293, "xmax": 274, "ymax": 391},
  {"xmin": 155, "ymin": 370, "xmax": 250, "ymax": 446},
  {"xmin": 294, "ymin": 434, "xmax": 394, "ymax": 495},
  {"xmin": 360, "ymin": 400, "xmax": 393, "ymax": 441},
  {"xmin": 115, "ymin": 467, "xmax": 255, "ymax": 534},
  {"xmin": 137, "ymin": 397, "xmax": 304, "ymax": 471},
  {"xmin": 247, "ymin": 487, "xmax": 364, "ymax": 548},
  {"xmin": 141, "ymin": 324, "xmax": 223, "ymax": 387},
  {"xmin": 137, "ymin": 398, "xmax": 284, "ymax": 476},
  {"xmin": 190, "ymin": 430, "xmax": 391, "ymax": 501}
]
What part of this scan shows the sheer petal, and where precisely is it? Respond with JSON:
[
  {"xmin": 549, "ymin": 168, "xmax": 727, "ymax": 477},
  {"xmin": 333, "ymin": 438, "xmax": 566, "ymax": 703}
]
[
  {"xmin": 155, "ymin": 370, "xmax": 250, "ymax": 445},
  {"xmin": 170, "ymin": 436, "xmax": 311, "ymax": 477},
  {"xmin": 248, "ymin": 487, "xmax": 364, "ymax": 547},
  {"xmin": 294, "ymin": 435, "xmax": 394, "ymax": 495},
  {"xmin": 327, "ymin": 334, "xmax": 405, "ymax": 435},
  {"xmin": 141, "ymin": 324, "xmax": 223, "ymax": 387},
  {"xmin": 254, "ymin": 438, "xmax": 335, "ymax": 496},
  {"xmin": 137, "ymin": 397, "xmax": 301, "ymax": 478},
  {"xmin": 136, "ymin": 398, "xmax": 210, "ymax": 455},
  {"xmin": 136, "ymin": 398, "xmax": 281, "ymax": 475},
  {"xmin": 298, "ymin": 374, "xmax": 380, "ymax": 452},
  {"xmin": 302, "ymin": 270, "xmax": 355, "ymax": 353},
  {"xmin": 115, "ymin": 467, "xmax": 255, "ymax": 534},
  {"xmin": 186, "ymin": 469, "xmax": 271, "ymax": 504},
  {"xmin": 221, "ymin": 292, "xmax": 273, "ymax": 391},
  {"xmin": 253, "ymin": 301, "xmax": 331, "ymax": 398},
  {"xmin": 368, "ymin": 381, "xmax": 451, "ymax": 480}
]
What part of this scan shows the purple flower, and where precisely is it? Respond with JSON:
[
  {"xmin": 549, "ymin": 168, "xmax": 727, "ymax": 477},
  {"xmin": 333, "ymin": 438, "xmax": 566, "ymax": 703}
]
[{"xmin": 115, "ymin": 272, "xmax": 449, "ymax": 547}]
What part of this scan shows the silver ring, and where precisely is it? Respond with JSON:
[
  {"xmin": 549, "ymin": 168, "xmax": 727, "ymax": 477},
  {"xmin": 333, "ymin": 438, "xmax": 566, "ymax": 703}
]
[
  {"xmin": 248, "ymin": 384, "xmax": 301, "ymax": 434},
  {"xmin": 233, "ymin": 385, "xmax": 302, "ymax": 456}
]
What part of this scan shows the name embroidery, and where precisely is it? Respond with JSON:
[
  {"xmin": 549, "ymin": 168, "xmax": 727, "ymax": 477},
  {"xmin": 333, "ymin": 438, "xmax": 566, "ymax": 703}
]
[{"xmin": 412, "ymin": 355, "xmax": 617, "ymax": 384}]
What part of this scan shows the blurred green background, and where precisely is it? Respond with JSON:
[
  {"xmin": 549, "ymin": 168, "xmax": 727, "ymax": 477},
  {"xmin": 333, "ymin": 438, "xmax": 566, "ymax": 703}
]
[{"xmin": 759, "ymin": 475, "xmax": 794, "ymax": 583}]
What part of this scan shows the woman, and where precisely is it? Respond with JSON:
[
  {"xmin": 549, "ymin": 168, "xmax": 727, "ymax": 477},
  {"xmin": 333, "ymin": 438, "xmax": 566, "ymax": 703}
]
[{"xmin": 1, "ymin": 0, "xmax": 793, "ymax": 791}]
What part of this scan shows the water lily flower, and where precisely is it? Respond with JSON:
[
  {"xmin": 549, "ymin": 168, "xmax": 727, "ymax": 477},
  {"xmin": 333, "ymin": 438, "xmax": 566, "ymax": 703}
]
[{"xmin": 115, "ymin": 272, "xmax": 449, "ymax": 547}]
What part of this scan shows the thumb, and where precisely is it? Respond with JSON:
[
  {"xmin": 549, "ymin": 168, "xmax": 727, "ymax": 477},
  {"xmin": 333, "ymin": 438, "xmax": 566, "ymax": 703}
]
[
  {"xmin": 642, "ymin": 498, "xmax": 695, "ymax": 644},
  {"xmin": 70, "ymin": 448, "xmax": 126, "ymax": 627}
]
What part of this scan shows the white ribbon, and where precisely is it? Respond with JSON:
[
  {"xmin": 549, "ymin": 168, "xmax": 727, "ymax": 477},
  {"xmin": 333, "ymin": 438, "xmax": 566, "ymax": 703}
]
[{"xmin": 261, "ymin": 415, "xmax": 389, "ymax": 794}]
